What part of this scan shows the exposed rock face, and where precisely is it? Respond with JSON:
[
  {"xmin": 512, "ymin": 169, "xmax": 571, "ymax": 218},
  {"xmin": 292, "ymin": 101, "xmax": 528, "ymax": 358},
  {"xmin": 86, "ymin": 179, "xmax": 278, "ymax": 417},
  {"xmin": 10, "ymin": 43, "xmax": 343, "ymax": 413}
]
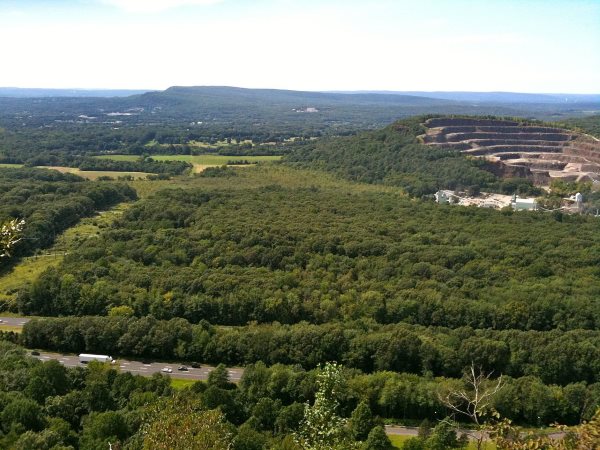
[{"xmin": 422, "ymin": 117, "xmax": 600, "ymax": 184}]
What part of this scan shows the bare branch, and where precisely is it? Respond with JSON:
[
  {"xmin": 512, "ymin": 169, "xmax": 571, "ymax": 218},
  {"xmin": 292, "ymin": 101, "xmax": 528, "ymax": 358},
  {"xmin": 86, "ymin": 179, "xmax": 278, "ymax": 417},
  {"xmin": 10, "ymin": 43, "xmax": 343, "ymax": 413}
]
[{"xmin": 437, "ymin": 362, "xmax": 505, "ymax": 450}]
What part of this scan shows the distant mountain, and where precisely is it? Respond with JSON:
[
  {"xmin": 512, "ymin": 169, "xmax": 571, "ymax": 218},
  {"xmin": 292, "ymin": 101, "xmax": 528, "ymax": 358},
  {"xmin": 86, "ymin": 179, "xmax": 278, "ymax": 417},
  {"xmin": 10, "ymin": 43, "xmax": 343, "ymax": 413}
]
[
  {"xmin": 0, "ymin": 87, "xmax": 153, "ymax": 98},
  {"xmin": 139, "ymin": 85, "xmax": 451, "ymax": 107},
  {"xmin": 0, "ymin": 86, "xmax": 598, "ymax": 131}
]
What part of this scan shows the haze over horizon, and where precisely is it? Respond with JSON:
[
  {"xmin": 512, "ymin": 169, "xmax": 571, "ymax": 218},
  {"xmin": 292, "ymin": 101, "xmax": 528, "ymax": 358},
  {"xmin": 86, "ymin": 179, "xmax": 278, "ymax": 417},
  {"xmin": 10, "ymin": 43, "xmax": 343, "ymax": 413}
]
[
  {"xmin": 1, "ymin": 86, "xmax": 600, "ymax": 96},
  {"xmin": 1, "ymin": 0, "xmax": 599, "ymax": 94}
]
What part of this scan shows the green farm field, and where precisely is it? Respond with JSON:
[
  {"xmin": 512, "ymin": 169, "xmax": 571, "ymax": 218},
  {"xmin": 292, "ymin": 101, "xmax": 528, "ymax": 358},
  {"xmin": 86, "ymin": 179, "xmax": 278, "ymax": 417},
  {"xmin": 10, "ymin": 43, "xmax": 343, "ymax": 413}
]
[
  {"xmin": 0, "ymin": 324, "xmax": 23, "ymax": 333},
  {"xmin": 170, "ymin": 378, "xmax": 198, "ymax": 390},
  {"xmin": 96, "ymin": 154, "xmax": 281, "ymax": 173},
  {"xmin": 389, "ymin": 435, "xmax": 496, "ymax": 449},
  {"xmin": 35, "ymin": 166, "xmax": 151, "ymax": 180},
  {"xmin": 96, "ymin": 154, "xmax": 281, "ymax": 164}
]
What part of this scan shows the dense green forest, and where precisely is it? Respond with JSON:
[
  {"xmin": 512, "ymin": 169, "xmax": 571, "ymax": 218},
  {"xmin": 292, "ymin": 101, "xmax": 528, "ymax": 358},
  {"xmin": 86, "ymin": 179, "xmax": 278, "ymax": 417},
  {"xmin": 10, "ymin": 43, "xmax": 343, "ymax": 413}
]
[
  {"xmin": 284, "ymin": 116, "xmax": 549, "ymax": 196},
  {"xmin": 21, "ymin": 315, "xmax": 600, "ymax": 386},
  {"xmin": 0, "ymin": 168, "xmax": 136, "ymax": 259},
  {"xmin": 3, "ymin": 341, "xmax": 595, "ymax": 449},
  {"xmin": 16, "ymin": 166, "xmax": 599, "ymax": 332},
  {"xmin": 567, "ymin": 115, "xmax": 600, "ymax": 138},
  {"xmin": 7, "ymin": 164, "xmax": 599, "ymax": 426},
  {"xmin": 0, "ymin": 124, "xmax": 291, "ymax": 164},
  {"xmin": 1, "ymin": 106, "xmax": 599, "ymax": 446}
]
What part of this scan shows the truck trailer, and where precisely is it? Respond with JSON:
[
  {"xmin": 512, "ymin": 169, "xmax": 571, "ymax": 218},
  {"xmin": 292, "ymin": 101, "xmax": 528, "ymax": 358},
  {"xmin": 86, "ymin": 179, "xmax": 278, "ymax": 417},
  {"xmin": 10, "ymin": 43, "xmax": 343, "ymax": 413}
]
[{"xmin": 79, "ymin": 354, "xmax": 115, "ymax": 364}]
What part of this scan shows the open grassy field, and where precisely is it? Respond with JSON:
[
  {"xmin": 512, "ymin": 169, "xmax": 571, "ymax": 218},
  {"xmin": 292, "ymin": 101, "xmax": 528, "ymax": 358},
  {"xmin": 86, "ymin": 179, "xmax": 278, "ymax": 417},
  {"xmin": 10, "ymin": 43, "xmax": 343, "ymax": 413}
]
[
  {"xmin": 170, "ymin": 378, "xmax": 199, "ymax": 390},
  {"xmin": 389, "ymin": 434, "xmax": 496, "ymax": 449},
  {"xmin": 96, "ymin": 153, "xmax": 281, "ymax": 164},
  {"xmin": 130, "ymin": 164, "xmax": 407, "ymax": 198},
  {"xmin": 153, "ymin": 154, "xmax": 281, "ymax": 165},
  {"xmin": 35, "ymin": 166, "xmax": 151, "ymax": 180},
  {"xmin": 96, "ymin": 154, "xmax": 281, "ymax": 174},
  {"xmin": 0, "ymin": 163, "xmax": 24, "ymax": 168},
  {"xmin": 0, "ymin": 255, "xmax": 63, "ymax": 306}
]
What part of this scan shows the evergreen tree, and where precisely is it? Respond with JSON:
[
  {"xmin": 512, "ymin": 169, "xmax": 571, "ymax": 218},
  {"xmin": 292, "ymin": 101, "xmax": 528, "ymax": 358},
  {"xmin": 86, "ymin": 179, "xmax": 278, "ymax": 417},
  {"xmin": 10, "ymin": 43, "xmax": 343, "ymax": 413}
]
[
  {"xmin": 350, "ymin": 401, "xmax": 376, "ymax": 441},
  {"xmin": 363, "ymin": 426, "xmax": 392, "ymax": 450}
]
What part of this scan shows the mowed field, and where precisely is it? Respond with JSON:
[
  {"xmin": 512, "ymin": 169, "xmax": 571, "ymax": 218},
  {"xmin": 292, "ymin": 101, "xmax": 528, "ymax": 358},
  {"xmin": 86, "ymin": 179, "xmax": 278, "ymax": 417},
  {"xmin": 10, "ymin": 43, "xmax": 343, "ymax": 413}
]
[
  {"xmin": 388, "ymin": 435, "xmax": 496, "ymax": 449},
  {"xmin": 95, "ymin": 154, "xmax": 282, "ymax": 172},
  {"xmin": 36, "ymin": 166, "xmax": 151, "ymax": 180}
]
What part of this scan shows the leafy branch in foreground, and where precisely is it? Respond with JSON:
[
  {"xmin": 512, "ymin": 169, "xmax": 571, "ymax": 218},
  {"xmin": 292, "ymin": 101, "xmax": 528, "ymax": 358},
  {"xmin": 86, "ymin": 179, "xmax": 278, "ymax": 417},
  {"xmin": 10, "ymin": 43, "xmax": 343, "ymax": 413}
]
[
  {"xmin": 295, "ymin": 362, "xmax": 357, "ymax": 450},
  {"xmin": 490, "ymin": 408, "xmax": 600, "ymax": 449},
  {"xmin": 0, "ymin": 218, "xmax": 25, "ymax": 258}
]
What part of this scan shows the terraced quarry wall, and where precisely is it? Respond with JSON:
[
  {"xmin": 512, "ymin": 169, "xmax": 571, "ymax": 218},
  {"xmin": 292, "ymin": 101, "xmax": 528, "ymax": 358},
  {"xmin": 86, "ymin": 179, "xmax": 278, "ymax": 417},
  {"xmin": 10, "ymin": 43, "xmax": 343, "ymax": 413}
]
[{"xmin": 422, "ymin": 117, "xmax": 600, "ymax": 184}]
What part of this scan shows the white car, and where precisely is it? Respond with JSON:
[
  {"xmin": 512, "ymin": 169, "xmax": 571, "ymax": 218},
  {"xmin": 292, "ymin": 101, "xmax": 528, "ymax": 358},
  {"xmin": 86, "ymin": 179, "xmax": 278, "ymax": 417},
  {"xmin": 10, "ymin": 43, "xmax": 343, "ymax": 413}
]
[{"xmin": 161, "ymin": 367, "xmax": 172, "ymax": 373}]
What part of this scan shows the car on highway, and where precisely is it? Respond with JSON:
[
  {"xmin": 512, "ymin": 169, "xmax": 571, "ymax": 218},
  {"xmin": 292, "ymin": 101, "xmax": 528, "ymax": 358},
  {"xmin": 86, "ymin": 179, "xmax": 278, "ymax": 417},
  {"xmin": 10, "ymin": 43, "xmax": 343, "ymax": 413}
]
[
  {"xmin": 178, "ymin": 366, "xmax": 188, "ymax": 371},
  {"xmin": 161, "ymin": 367, "xmax": 172, "ymax": 373},
  {"xmin": 191, "ymin": 362, "xmax": 201, "ymax": 368},
  {"xmin": 31, "ymin": 351, "xmax": 40, "ymax": 356}
]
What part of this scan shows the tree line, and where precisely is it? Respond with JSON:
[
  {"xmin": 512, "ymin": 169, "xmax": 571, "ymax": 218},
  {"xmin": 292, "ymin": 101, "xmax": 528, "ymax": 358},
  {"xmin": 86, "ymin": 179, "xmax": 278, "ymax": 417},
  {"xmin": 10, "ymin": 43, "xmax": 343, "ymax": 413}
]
[
  {"xmin": 16, "ymin": 181, "xmax": 600, "ymax": 333},
  {"xmin": 0, "ymin": 167, "xmax": 137, "ymax": 260},
  {"xmin": 20, "ymin": 316, "xmax": 600, "ymax": 386},
  {"xmin": 3, "ymin": 339, "xmax": 596, "ymax": 449}
]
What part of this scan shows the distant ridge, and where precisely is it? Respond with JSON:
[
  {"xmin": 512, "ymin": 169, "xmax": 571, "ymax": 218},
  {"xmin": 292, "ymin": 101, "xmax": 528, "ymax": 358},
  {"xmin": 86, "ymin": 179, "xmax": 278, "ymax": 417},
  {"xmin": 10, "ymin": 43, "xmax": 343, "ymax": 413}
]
[
  {"xmin": 2, "ymin": 86, "xmax": 599, "ymax": 103},
  {"xmin": 0, "ymin": 86, "xmax": 598, "ymax": 128},
  {"xmin": 152, "ymin": 85, "xmax": 448, "ymax": 104},
  {"xmin": 328, "ymin": 91, "xmax": 600, "ymax": 104}
]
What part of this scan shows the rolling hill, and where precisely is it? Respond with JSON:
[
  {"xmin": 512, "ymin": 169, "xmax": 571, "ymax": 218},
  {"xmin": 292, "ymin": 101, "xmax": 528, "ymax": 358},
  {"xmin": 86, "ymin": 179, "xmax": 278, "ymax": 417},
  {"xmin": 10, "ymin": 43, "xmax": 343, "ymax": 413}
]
[{"xmin": 1, "ymin": 86, "xmax": 598, "ymax": 131}]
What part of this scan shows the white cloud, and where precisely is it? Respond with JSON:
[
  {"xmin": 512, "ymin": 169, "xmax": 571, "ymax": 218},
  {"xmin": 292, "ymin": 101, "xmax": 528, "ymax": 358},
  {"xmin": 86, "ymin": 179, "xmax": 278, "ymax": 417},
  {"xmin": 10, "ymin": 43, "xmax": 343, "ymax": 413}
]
[{"xmin": 99, "ymin": 0, "xmax": 223, "ymax": 13}]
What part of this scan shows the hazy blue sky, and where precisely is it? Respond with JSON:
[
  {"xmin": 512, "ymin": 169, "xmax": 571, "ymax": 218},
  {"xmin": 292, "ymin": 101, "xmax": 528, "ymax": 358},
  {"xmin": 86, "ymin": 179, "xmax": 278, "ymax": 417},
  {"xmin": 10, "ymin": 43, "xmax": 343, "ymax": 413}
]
[{"xmin": 1, "ymin": 0, "xmax": 598, "ymax": 92}]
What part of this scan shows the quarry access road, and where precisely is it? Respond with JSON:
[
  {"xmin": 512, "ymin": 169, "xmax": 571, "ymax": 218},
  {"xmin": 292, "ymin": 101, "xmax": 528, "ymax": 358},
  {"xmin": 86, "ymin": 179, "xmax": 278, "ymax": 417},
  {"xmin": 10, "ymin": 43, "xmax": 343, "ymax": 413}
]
[{"xmin": 32, "ymin": 351, "xmax": 244, "ymax": 382}]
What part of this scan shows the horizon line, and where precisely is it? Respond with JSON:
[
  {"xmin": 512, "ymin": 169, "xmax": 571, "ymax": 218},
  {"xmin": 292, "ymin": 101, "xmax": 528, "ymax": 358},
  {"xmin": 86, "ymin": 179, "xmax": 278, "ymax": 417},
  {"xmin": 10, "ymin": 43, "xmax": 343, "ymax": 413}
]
[{"xmin": 1, "ymin": 86, "xmax": 600, "ymax": 96}]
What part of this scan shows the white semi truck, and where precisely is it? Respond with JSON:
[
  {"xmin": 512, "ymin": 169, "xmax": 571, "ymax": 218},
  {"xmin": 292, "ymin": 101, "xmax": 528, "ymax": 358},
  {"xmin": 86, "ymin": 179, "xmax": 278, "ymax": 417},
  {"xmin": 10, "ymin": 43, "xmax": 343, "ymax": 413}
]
[{"xmin": 79, "ymin": 353, "xmax": 115, "ymax": 364}]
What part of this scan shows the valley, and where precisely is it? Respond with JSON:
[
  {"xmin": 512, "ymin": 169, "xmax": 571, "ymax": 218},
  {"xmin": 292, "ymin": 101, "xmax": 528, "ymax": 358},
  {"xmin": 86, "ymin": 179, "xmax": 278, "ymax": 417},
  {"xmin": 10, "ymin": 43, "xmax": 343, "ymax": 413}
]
[{"xmin": 0, "ymin": 88, "xmax": 598, "ymax": 449}]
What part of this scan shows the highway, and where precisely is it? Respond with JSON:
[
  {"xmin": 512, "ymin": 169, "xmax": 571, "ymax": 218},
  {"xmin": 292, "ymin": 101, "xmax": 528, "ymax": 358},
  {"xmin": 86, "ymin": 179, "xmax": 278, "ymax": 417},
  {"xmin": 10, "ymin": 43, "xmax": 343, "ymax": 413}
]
[
  {"xmin": 0, "ymin": 316, "xmax": 244, "ymax": 382},
  {"xmin": 0, "ymin": 316, "xmax": 31, "ymax": 327},
  {"xmin": 2, "ymin": 317, "xmax": 567, "ymax": 440},
  {"xmin": 33, "ymin": 351, "xmax": 244, "ymax": 382}
]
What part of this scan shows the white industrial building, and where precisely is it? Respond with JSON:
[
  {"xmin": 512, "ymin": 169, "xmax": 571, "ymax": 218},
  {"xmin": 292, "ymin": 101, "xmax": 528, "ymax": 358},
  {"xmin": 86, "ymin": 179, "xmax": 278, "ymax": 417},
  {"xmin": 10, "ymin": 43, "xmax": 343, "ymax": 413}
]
[{"xmin": 511, "ymin": 196, "xmax": 538, "ymax": 211}]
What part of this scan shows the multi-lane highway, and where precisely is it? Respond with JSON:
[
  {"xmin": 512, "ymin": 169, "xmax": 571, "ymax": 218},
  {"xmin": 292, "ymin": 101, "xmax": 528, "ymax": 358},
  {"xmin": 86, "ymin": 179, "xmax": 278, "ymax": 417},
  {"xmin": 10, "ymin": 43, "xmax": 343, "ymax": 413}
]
[
  {"xmin": 0, "ymin": 316, "xmax": 30, "ymax": 327},
  {"xmin": 1, "ymin": 318, "xmax": 566, "ymax": 441},
  {"xmin": 33, "ymin": 351, "xmax": 244, "ymax": 382},
  {"xmin": 0, "ymin": 317, "xmax": 243, "ymax": 381}
]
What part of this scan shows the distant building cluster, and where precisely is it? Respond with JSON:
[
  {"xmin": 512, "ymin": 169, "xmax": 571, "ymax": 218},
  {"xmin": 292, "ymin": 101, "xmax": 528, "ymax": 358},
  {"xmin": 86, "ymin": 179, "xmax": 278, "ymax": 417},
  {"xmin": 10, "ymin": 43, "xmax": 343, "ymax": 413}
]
[
  {"xmin": 435, "ymin": 190, "xmax": 538, "ymax": 211},
  {"xmin": 292, "ymin": 107, "xmax": 319, "ymax": 113}
]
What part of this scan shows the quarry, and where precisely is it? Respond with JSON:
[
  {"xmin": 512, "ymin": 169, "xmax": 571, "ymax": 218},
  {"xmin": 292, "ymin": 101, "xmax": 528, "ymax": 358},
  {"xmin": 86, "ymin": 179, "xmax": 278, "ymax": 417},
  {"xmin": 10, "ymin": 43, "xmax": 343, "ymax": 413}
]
[{"xmin": 421, "ymin": 117, "xmax": 600, "ymax": 185}]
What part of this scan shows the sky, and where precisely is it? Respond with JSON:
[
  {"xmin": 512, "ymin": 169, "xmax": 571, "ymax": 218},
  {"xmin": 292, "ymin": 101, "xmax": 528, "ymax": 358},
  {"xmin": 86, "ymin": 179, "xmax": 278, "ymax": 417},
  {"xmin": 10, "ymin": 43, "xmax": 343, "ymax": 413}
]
[{"xmin": 0, "ymin": 0, "xmax": 599, "ymax": 93}]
